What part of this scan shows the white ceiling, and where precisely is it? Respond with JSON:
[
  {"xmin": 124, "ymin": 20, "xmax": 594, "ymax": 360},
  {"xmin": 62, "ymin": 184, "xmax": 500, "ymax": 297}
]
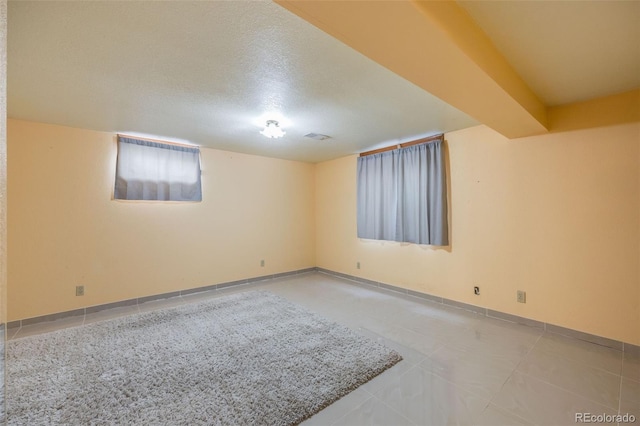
[
  {"xmin": 7, "ymin": 1, "xmax": 477, "ymax": 163},
  {"xmin": 7, "ymin": 1, "xmax": 640, "ymax": 163}
]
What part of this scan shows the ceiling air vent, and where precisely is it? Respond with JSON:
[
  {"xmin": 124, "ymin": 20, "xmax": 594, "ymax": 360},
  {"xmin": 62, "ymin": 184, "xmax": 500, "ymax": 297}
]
[{"xmin": 304, "ymin": 133, "xmax": 331, "ymax": 141}]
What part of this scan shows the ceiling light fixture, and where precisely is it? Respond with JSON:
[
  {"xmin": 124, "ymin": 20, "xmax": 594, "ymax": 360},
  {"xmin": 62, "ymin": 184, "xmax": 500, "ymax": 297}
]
[{"xmin": 260, "ymin": 120, "xmax": 286, "ymax": 139}]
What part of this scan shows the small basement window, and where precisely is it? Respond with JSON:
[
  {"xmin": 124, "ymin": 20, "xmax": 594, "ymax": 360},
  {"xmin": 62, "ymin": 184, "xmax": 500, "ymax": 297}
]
[{"xmin": 114, "ymin": 135, "xmax": 202, "ymax": 201}]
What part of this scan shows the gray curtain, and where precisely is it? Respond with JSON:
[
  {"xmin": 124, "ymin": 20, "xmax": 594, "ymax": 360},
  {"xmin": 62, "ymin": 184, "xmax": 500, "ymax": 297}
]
[
  {"xmin": 357, "ymin": 140, "xmax": 448, "ymax": 245},
  {"xmin": 115, "ymin": 137, "xmax": 202, "ymax": 201}
]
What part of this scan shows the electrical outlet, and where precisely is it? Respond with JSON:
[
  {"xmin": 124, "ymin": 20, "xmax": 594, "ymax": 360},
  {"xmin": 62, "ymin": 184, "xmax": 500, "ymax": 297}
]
[
  {"xmin": 517, "ymin": 290, "xmax": 526, "ymax": 303},
  {"xmin": 357, "ymin": 261, "xmax": 360, "ymax": 269},
  {"xmin": 260, "ymin": 259, "xmax": 265, "ymax": 267},
  {"xmin": 76, "ymin": 285, "xmax": 84, "ymax": 296},
  {"xmin": 474, "ymin": 286, "xmax": 480, "ymax": 295}
]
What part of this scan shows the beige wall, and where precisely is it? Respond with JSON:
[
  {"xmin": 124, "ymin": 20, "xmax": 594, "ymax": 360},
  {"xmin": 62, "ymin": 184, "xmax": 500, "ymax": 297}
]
[
  {"xmin": 1, "ymin": 0, "xmax": 7, "ymax": 328},
  {"xmin": 316, "ymin": 123, "xmax": 640, "ymax": 345},
  {"xmin": 7, "ymin": 119, "xmax": 316, "ymax": 321},
  {"xmin": 7, "ymin": 118, "xmax": 640, "ymax": 345}
]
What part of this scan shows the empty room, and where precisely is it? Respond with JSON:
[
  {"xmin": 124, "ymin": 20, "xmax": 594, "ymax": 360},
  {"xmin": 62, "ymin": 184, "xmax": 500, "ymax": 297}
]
[{"xmin": 0, "ymin": 1, "xmax": 639, "ymax": 425}]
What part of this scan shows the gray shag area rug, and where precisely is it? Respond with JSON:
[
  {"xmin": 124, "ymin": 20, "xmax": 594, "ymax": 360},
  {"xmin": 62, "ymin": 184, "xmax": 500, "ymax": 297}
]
[{"xmin": 7, "ymin": 291, "xmax": 402, "ymax": 425}]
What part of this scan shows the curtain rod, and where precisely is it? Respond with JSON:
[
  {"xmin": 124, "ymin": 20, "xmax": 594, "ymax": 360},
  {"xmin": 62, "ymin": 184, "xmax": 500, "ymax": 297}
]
[
  {"xmin": 117, "ymin": 133, "xmax": 199, "ymax": 149},
  {"xmin": 359, "ymin": 134, "xmax": 443, "ymax": 157}
]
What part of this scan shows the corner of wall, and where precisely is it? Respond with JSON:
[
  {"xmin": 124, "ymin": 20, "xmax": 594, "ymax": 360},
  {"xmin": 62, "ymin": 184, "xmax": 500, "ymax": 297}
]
[{"xmin": 1, "ymin": 0, "xmax": 7, "ymax": 327}]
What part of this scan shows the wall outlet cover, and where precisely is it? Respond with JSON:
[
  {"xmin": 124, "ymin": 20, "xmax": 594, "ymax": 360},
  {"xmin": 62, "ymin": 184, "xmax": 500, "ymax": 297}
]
[{"xmin": 517, "ymin": 290, "xmax": 526, "ymax": 303}]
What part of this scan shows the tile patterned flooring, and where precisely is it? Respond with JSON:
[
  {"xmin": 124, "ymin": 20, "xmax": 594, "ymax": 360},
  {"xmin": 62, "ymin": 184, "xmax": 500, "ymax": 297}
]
[{"xmin": 7, "ymin": 273, "xmax": 640, "ymax": 425}]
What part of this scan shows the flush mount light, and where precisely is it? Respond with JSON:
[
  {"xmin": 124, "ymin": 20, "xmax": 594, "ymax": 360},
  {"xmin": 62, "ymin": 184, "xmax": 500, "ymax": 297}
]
[{"xmin": 260, "ymin": 120, "xmax": 286, "ymax": 139}]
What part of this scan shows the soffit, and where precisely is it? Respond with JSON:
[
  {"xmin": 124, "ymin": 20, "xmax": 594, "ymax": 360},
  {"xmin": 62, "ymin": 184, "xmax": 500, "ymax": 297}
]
[{"xmin": 458, "ymin": 0, "xmax": 640, "ymax": 106}]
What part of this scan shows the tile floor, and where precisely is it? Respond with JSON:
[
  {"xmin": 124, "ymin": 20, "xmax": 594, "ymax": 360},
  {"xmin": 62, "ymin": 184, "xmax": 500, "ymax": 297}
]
[{"xmin": 7, "ymin": 273, "xmax": 640, "ymax": 425}]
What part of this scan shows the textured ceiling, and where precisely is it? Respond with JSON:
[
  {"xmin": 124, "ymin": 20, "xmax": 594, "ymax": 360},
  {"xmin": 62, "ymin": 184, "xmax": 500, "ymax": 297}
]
[
  {"xmin": 458, "ymin": 0, "xmax": 640, "ymax": 106},
  {"xmin": 7, "ymin": 1, "xmax": 477, "ymax": 163},
  {"xmin": 8, "ymin": 1, "xmax": 639, "ymax": 163}
]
